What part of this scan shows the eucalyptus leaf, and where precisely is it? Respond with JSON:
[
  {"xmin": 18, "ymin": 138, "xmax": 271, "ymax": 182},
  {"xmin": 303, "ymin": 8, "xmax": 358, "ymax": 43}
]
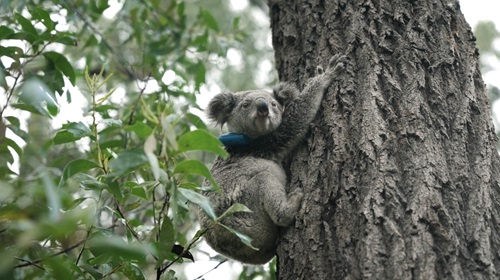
[
  {"xmin": 44, "ymin": 52, "xmax": 76, "ymax": 85},
  {"xmin": 217, "ymin": 203, "xmax": 252, "ymax": 221},
  {"xmin": 87, "ymin": 235, "xmax": 152, "ymax": 263},
  {"xmin": 144, "ymin": 134, "xmax": 160, "ymax": 180},
  {"xmin": 173, "ymin": 159, "xmax": 221, "ymax": 192},
  {"xmin": 157, "ymin": 216, "xmax": 175, "ymax": 263},
  {"xmin": 109, "ymin": 148, "xmax": 149, "ymax": 176},
  {"xmin": 178, "ymin": 188, "xmax": 216, "ymax": 221},
  {"xmin": 58, "ymin": 159, "xmax": 99, "ymax": 188},
  {"xmin": 220, "ymin": 224, "xmax": 258, "ymax": 251},
  {"xmin": 53, "ymin": 122, "xmax": 93, "ymax": 144},
  {"xmin": 177, "ymin": 130, "xmax": 228, "ymax": 157},
  {"xmin": 19, "ymin": 78, "xmax": 59, "ymax": 116},
  {"xmin": 125, "ymin": 122, "xmax": 153, "ymax": 139}
]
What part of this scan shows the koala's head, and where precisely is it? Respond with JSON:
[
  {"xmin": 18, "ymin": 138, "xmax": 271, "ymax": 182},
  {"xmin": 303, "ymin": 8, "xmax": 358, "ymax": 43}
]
[{"xmin": 206, "ymin": 87, "xmax": 296, "ymax": 139}]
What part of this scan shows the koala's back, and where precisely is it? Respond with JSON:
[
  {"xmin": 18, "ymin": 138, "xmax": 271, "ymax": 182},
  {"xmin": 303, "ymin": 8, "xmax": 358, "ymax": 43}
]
[{"xmin": 200, "ymin": 155, "xmax": 286, "ymax": 264}]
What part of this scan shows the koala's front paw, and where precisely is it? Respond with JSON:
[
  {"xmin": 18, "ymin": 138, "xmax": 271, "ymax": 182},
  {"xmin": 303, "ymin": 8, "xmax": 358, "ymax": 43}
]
[
  {"xmin": 327, "ymin": 54, "xmax": 350, "ymax": 74},
  {"xmin": 316, "ymin": 54, "xmax": 349, "ymax": 77}
]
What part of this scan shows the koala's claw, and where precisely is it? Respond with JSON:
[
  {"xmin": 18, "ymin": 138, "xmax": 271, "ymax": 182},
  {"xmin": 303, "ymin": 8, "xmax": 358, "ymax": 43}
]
[
  {"xmin": 328, "ymin": 53, "xmax": 349, "ymax": 67},
  {"xmin": 316, "ymin": 54, "xmax": 349, "ymax": 76},
  {"xmin": 329, "ymin": 54, "xmax": 350, "ymax": 72}
]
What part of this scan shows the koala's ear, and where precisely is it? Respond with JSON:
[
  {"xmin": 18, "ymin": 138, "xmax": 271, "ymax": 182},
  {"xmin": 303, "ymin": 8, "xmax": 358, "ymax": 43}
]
[
  {"xmin": 273, "ymin": 82, "xmax": 299, "ymax": 108},
  {"xmin": 206, "ymin": 92, "xmax": 237, "ymax": 126}
]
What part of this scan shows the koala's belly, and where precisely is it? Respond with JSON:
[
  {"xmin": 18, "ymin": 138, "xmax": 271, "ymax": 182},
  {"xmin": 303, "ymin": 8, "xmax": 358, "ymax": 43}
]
[{"xmin": 211, "ymin": 156, "xmax": 286, "ymax": 205}]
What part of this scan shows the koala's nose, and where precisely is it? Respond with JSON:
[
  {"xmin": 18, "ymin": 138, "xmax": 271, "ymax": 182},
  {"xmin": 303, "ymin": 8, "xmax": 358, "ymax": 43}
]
[{"xmin": 256, "ymin": 99, "xmax": 269, "ymax": 117}]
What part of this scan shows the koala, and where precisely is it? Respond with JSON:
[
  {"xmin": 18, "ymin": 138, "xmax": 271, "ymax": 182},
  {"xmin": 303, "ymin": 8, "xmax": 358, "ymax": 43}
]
[{"xmin": 198, "ymin": 54, "xmax": 349, "ymax": 264}]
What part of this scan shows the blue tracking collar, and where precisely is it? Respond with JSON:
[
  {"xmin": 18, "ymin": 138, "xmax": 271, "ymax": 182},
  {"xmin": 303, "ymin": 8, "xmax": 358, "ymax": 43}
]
[{"xmin": 218, "ymin": 133, "xmax": 252, "ymax": 147}]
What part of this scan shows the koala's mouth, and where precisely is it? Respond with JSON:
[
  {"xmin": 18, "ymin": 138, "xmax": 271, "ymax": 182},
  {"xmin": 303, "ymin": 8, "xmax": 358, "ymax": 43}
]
[{"xmin": 254, "ymin": 116, "xmax": 275, "ymax": 134}]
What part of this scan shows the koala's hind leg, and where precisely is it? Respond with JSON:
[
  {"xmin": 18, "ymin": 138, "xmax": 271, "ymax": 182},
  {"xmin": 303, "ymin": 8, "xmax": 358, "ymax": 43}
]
[{"xmin": 260, "ymin": 176, "xmax": 303, "ymax": 227}]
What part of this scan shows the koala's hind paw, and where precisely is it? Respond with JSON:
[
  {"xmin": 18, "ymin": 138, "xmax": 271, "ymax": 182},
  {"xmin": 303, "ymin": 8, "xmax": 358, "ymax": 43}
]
[{"xmin": 289, "ymin": 189, "xmax": 304, "ymax": 207}]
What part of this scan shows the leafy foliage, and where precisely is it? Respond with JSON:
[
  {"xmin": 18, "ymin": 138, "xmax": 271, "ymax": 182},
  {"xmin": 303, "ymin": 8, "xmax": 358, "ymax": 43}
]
[{"xmin": 0, "ymin": 0, "xmax": 275, "ymax": 279}]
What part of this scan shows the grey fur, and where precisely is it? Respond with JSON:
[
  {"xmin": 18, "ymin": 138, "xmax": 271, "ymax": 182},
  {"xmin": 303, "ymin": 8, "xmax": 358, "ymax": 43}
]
[{"xmin": 199, "ymin": 54, "xmax": 349, "ymax": 264}]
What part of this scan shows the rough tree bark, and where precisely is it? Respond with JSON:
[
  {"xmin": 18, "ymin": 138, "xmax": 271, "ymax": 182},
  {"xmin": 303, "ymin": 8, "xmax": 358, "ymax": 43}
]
[{"xmin": 268, "ymin": 0, "xmax": 500, "ymax": 279}]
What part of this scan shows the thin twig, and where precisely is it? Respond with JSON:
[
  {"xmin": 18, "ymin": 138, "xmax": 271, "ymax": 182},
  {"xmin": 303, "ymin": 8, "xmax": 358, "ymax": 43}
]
[
  {"xmin": 14, "ymin": 240, "xmax": 86, "ymax": 268},
  {"xmin": 13, "ymin": 257, "xmax": 47, "ymax": 271},
  {"xmin": 61, "ymin": 0, "xmax": 137, "ymax": 79},
  {"xmin": 0, "ymin": 72, "xmax": 21, "ymax": 117},
  {"xmin": 193, "ymin": 259, "xmax": 228, "ymax": 280},
  {"xmin": 115, "ymin": 203, "xmax": 140, "ymax": 241},
  {"xmin": 102, "ymin": 263, "xmax": 125, "ymax": 279},
  {"xmin": 1, "ymin": 42, "xmax": 50, "ymax": 117},
  {"xmin": 159, "ymin": 228, "xmax": 208, "ymax": 274}
]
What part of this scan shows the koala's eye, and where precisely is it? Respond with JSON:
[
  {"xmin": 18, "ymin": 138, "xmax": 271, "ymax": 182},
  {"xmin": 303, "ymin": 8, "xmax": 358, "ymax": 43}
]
[
  {"xmin": 271, "ymin": 101, "xmax": 277, "ymax": 107},
  {"xmin": 242, "ymin": 102, "xmax": 250, "ymax": 108}
]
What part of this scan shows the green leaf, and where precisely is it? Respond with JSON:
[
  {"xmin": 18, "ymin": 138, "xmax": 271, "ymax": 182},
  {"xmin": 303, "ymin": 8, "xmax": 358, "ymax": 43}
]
[
  {"xmin": 232, "ymin": 17, "xmax": 240, "ymax": 30},
  {"xmin": 58, "ymin": 159, "xmax": 100, "ymax": 188},
  {"xmin": 125, "ymin": 122, "xmax": 153, "ymax": 139},
  {"xmin": 30, "ymin": 6, "xmax": 55, "ymax": 31},
  {"xmin": 109, "ymin": 148, "xmax": 149, "ymax": 176},
  {"xmin": 45, "ymin": 255, "xmax": 74, "ymax": 279},
  {"xmin": 186, "ymin": 113, "xmax": 207, "ymax": 130},
  {"xmin": 144, "ymin": 134, "xmax": 160, "ymax": 180},
  {"xmin": 53, "ymin": 122, "xmax": 93, "ymax": 144},
  {"xmin": 63, "ymin": 197, "xmax": 89, "ymax": 210},
  {"xmin": 5, "ymin": 116, "xmax": 20, "ymax": 127},
  {"xmin": 87, "ymin": 235, "xmax": 151, "ymax": 263},
  {"xmin": 130, "ymin": 186, "xmax": 148, "ymax": 200},
  {"xmin": 84, "ymin": 36, "xmax": 98, "ymax": 50},
  {"xmin": 200, "ymin": 10, "xmax": 219, "ymax": 32},
  {"xmin": 177, "ymin": 130, "xmax": 228, "ymax": 157},
  {"xmin": 44, "ymin": 51, "xmax": 76, "ymax": 85},
  {"xmin": 0, "ymin": 140, "xmax": 14, "ymax": 164},
  {"xmin": 219, "ymin": 223, "xmax": 258, "ymax": 251},
  {"xmin": 0, "ymin": 46, "xmax": 23, "ymax": 59},
  {"xmin": 120, "ymin": 264, "xmax": 146, "ymax": 280},
  {"xmin": 217, "ymin": 203, "xmax": 252, "ymax": 221},
  {"xmin": 0, "ymin": 26, "xmax": 14, "ymax": 40},
  {"xmin": 18, "ymin": 78, "xmax": 59, "ymax": 116},
  {"xmin": 15, "ymin": 13, "xmax": 37, "ymax": 36},
  {"xmin": 89, "ymin": 0, "xmax": 110, "ymax": 15},
  {"xmin": 53, "ymin": 34, "xmax": 78, "ymax": 46},
  {"xmin": 192, "ymin": 31, "xmax": 209, "ymax": 51},
  {"xmin": 161, "ymin": 115, "xmax": 178, "ymax": 150},
  {"xmin": 157, "ymin": 216, "xmax": 175, "ymax": 263},
  {"xmin": 178, "ymin": 188, "xmax": 216, "ymax": 221},
  {"xmin": 44, "ymin": 67, "xmax": 65, "ymax": 95},
  {"xmin": 174, "ymin": 159, "xmax": 220, "ymax": 192},
  {"xmin": 194, "ymin": 61, "xmax": 206, "ymax": 89},
  {"xmin": 129, "ymin": 181, "xmax": 156, "ymax": 200},
  {"xmin": 106, "ymin": 180, "xmax": 124, "ymax": 202},
  {"xmin": 74, "ymin": 173, "xmax": 108, "ymax": 190},
  {"xmin": 1, "ymin": 137, "xmax": 22, "ymax": 159}
]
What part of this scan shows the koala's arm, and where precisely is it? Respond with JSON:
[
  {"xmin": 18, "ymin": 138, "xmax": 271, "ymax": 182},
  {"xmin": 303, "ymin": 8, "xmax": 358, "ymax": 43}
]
[{"xmin": 249, "ymin": 54, "xmax": 349, "ymax": 161}]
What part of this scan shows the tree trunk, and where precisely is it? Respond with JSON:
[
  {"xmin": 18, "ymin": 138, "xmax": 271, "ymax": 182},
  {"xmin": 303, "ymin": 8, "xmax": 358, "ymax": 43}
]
[{"xmin": 269, "ymin": 0, "xmax": 500, "ymax": 279}]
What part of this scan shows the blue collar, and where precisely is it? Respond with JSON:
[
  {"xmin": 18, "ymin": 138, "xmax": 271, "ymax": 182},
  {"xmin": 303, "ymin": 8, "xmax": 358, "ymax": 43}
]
[{"xmin": 218, "ymin": 133, "xmax": 252, "ymax": 147}]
